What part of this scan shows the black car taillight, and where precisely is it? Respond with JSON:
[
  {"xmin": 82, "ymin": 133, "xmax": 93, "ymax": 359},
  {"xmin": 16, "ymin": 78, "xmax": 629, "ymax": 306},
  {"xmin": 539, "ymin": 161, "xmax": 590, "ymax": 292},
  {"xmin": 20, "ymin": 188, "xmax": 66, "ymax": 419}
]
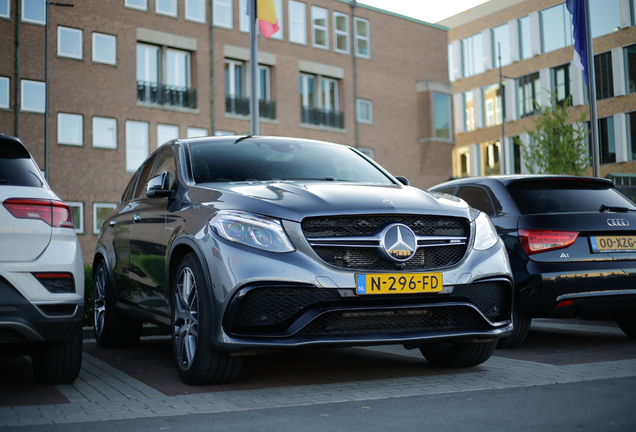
[
  {"xmin": 518, "ymin": 229, "xmax": 578, "ymax": 256},
  {"xmin": 3, "ymin": 198, "xmax": 74, "ymax": 229},
  {"xmin": 33, "ymin": 272, "xmax": 76, "ymax": 293}
]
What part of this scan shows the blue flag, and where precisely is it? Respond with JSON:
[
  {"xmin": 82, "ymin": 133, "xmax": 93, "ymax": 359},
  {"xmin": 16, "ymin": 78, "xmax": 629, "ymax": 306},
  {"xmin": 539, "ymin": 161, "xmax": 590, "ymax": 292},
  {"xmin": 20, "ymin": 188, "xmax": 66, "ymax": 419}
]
[{"xmin": 566, "ymin": 0, "xmax": 589, "ymax": 87}]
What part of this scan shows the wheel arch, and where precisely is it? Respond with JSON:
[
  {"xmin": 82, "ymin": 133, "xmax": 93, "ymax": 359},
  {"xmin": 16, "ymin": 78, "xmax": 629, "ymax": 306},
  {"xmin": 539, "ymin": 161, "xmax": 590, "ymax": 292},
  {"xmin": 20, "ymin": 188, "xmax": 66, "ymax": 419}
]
[{"xmin": 168, "ymin": 237, "xmax": 213, "ymax": 301}]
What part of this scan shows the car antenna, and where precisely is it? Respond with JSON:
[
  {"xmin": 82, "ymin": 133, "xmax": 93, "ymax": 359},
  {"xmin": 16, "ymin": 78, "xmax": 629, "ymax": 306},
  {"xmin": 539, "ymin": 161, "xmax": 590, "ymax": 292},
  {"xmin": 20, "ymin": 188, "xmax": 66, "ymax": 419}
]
[{"xmin": 234, "ymin": 134, "xmax": 254, "ymax": 144}]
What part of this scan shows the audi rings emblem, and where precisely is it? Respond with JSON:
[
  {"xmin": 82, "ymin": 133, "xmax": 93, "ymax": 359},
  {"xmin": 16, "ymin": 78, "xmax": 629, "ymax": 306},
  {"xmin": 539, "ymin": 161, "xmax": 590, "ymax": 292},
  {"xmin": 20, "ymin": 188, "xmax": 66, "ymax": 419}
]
[
  {"xmin": 380, "ymin": 223, "xmax": 417, "ymax": 262},
  {"xmin": 607, "ymin": 218, "xmax": 630, "ymax": 227}
]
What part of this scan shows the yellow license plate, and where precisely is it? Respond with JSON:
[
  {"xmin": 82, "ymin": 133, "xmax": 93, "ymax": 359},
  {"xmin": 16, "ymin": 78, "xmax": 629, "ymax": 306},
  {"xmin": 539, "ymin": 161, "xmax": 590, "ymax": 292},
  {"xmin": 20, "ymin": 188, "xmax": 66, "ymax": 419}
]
[
  {"xmin": 591, "ymin": 236, "xmax": 636, "ymax": 252},
  {"xmin": 356, "ymin": 273, "xmax": 443, "ymax": 295}
]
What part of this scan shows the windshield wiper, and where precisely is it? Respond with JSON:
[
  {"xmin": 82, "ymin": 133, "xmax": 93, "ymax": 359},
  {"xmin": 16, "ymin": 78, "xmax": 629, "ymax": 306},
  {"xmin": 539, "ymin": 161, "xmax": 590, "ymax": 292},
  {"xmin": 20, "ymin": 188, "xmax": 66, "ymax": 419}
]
[
  {"xmin": 599, "ymin": 204, "xmax": 636, "ymax": 213},
  {"xmin": 281, "ymin": 177, "xmax": 337, "ymax": 181}
]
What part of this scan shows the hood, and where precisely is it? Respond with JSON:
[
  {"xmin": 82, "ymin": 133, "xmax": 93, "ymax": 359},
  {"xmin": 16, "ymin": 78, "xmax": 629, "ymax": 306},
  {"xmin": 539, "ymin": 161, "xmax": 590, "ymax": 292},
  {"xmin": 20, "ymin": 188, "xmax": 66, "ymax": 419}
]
[{"xmin": 192, "ymin": 181, "xmax": 471, "ymax": 222}]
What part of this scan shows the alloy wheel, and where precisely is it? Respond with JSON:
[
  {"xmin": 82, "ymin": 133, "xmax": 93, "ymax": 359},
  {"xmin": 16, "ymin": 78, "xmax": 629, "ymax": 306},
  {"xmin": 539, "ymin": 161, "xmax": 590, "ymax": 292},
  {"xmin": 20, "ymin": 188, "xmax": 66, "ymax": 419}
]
[
  {"xmin": 173, "ymin": 267, "xmax": 199, "ymax": 370},
  {"xmin": 93, "ymin": 265, "xmax": 107, "ymax": 338}
]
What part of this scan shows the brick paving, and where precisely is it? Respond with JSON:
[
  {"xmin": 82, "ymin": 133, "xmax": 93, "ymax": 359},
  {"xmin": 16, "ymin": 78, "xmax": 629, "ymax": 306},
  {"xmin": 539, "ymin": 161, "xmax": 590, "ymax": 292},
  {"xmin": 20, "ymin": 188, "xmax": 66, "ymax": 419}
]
[{"xmin": 1, "ymin": 320, "xmax": 635, "ymax": 427}]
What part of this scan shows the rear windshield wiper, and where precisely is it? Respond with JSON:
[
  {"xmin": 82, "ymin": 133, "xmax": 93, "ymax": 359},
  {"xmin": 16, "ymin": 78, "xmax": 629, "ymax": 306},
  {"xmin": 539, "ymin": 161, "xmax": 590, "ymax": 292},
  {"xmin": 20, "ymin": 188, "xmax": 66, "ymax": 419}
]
[{"xmin": 599, "ymin": 204, "xmax": 636, "ymax": 213}]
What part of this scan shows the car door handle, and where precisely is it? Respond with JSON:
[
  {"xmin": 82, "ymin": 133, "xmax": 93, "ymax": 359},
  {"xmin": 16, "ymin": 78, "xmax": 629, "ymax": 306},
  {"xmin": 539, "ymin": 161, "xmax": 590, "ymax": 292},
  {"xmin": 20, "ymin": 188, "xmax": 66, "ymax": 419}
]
[
  {"xmin": 109, "ymin": 220, "xmax": 116, "ymax": 226},
  {"xmin": 132, "ymin": 214, "xmax": 141, "ymax": 222}
]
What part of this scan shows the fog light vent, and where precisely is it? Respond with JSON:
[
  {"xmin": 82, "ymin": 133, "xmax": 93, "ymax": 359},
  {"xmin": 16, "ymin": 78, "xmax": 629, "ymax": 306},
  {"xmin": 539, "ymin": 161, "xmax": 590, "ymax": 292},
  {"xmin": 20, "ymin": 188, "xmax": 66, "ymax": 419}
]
[{"xmin": 33, "ymin": 273, "xmax": 76, "ymax": 293}]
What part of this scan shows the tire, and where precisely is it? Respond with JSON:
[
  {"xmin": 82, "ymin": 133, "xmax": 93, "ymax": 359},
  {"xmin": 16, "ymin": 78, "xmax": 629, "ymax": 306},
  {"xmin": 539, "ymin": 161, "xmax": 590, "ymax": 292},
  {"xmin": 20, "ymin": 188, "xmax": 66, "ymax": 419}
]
[
  {"xmin": 172, "ymin": 252, "xmax": 243, "ymax": 385},
  {"xmin": 616, "ymin": 315, "xmax": 636, "ymax": 338},
  {"xmin": 497, "ymin": 308, "xmax": 531, "ymax": 349},
  {"xmin": 32, "ymin": 323, "xmax": 83, "ymax": 384},
  {"xmin": 420, "ymin": 339, "xmax": 498, "ymax": 368},
  {"xmin": 93, "ymin": 260, "xmax": 143, "ymax": 347}
]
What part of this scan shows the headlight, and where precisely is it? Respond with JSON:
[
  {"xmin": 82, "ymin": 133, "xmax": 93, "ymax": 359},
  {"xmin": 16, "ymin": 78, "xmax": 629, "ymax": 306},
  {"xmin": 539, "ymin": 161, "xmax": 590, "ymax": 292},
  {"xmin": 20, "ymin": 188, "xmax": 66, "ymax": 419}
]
[
  {"xmin": 210, "ymin": 211, "xmax": 295, "ymax": 253},
  {"xmin": 472, "ymin": 211, "xmax": 499, "ymax": 251}
]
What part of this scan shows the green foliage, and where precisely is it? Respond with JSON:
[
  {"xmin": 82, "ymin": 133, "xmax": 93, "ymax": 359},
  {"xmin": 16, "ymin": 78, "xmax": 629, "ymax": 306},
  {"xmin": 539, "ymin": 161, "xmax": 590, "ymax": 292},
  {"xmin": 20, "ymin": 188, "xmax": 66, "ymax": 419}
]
[
  {"xmin": 83, "ymin": 263, "xmax": 94, "ymax": 327},
  {"xmin": 522, "ymin": 94, "xmax": 589, "ymax": 176}
]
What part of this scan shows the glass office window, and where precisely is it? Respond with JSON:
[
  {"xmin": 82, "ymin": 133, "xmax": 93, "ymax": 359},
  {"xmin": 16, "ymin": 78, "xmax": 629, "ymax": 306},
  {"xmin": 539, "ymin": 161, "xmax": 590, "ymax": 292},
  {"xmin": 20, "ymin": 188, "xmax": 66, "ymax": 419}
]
[
  {"xmin": 625, "ymin": 44, "xmax": 636, "ymax": 94},
  {"xmin": 518, "ymin": 16, "xmax": 532, "ymax": 61},
  {"xmin": 461, "ymin": 33, "xmax": 484, "ymax": 78},
  {"xmin": 463, "ymin": 90, "xmax": 475, "ymax": 132},
  {"xmin": 599, "ymin": 116, "xmax": 616, "ymax": 164},
  {"xmin": 595, "ymin": 51, "xmax": 614, "ymax": 100},
  {"xmin": 589, "ymin": 0, "xmax": 620, "ymax": 38},
  {"xmin": 540, "ymin": 3, "xmax": 573, "ymax": 53},
  {"xmin": 434, "ymin": 93, "xmax": 451, "ymax": 139},
  {"xmin": 491, "ymin": 23, "xmax": 511, "ymax": 68},
  {"xmin": 551, "ymin": 64, "xmax": 571, "ymax": 106},
  {"xmin": 517, "ymin": 72, "xmax": 541, "ymax": 118},
  {"xmin": 627, "ymin": 112, "xmax": 636, "ymax": 161},
  {"xmin": 482, "ymin": 83, "xmax": 502, "ymax": 127}
]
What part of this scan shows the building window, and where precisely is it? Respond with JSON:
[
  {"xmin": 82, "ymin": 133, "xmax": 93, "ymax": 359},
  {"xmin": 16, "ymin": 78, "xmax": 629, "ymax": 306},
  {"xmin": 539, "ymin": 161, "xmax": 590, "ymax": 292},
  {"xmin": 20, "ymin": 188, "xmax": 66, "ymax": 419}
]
[
  {"xmin": 461, "ymin": 33, "xmax": 484, "ymax": 78},
  {"xmin": 510, "ymin": 136, "xmax": 522, "ymax": 174},
  {"xmin": 454, "ymin": 146, "xmax": 471, "ymax": 178},
  {"xmin": 463, "ymin": 90, "xmax": 474, "ymax": 132},
  {"xmin": 595, "ymin": 51, "xmax": 614, "ymax": 100},
  {"xmin": 300, "ymin": 74, "xmax": 343, "ymax": 128},
  {"xmin": 66, "ymin": 202, "xmax": 84, "ymax": 234},
  {"xmin": 137, "ymin": 44, "xmax": 159, "ymax": 83},
  {"xmin": 334, "ymin": 12, "xmax": 349, "ymax": 54},
  {"xmin": 270, "ymin": 0, "xmax": 283, "ymax": 39},
  {"xmin": 58, "ymin": 27, "xmax": 83, "ymax": 60},
  {"xmin": 20, "ymin": 80, "xmax": 45, "ymax": 113},
  {"xmin": 551, "ymin": 64, "xmax": 571, "ymax": 106},
  {"xmin": 518, "ymin": 15, "xmax": 531, "ymax": 61},
  {"xmin": 187, "ymin": 127, "xmax": 208, "ymax": 138},
  {"xmin": 482, "ymin": 141, "xmax": 501, "ymax": 176},
  {"xmin": 157, "ymin": 124, "xmax": 179, "ymax": 146},
  {"xmin": 483, "ymin": 83, "xmax": 502, "ymax": 127},
  {"xmin": 156, "ymin": 0, "xmax": 177, "ymax": 17},
  {"xmin": 214, "ymin": 0, "xmax": 232, "ymax": 28},
  {"xmin": 447, "ymin": 44, "xmax": 454, "ymax": 82},
  {"xmin": 137, "ymin": 44, "xmax": 195, "ymax": 108},
  {"xmin": 517, "ymin": 72, "xmax": 541, "ymax": 118},
  {"xmin": 239, "ymin": 0, "xmax": 250, "ymax": 32},
  {"xmin": 354, "ymin": 17, "xmax": 370, "ymax": 58},
  {"xmin": 625, "ymin": 44, "xmax": 636, "ymax": 94},
  {"xmin": 434, "ymin": 93, "xmax": 451, "ymax": 139},
  {"xmin": 627, "ymin": 112, "xmax": 636, "ymax": 161},
  {"xmin": 225, "ymin": 59, "xmax": 245, "ymax": 113},
  {"xmin": 92, "ymin": 33, "xmax": 116, "ymax": 65},
  {"xmin": 125, "ymin": 0, "xmax": 147, "ymax": 11},
  {"xmin": 311, "ymin": 6, "xmax": 328, "ymax": 49},
  {"xmin": 599, "ymin": 116, "xmax": 616, "ymax": 164},
  {"xmin": 0, "ymin": 77, "xmax": 8, "ymax": 109},
  {"xmin": 589, "ymin": 0, "xmax": 620, "ymax": 38},
  {"xmin": 491, "ymin": 23, "xmax": 511, "ymax": 68},
  {"xmin": 540, "ymin": 3, "xmax": 573, "ymax": 54},
  {"xmin": 356, "ymin": 99, "xmax": 372, "ymax": 124},
  {"xmin": 289, "ymin": 1, "xmax": 306, "ymax": 45},
  {"xmin": 125, "ymin": 120, "xmax": 149, "ymax": 172},
  {"xmin": 93, "ymin": 117, "xmax": 117, "ymax": 149},
  {"xmin": 166, "ymin": 49, "xmax": 191, "ymax": 88},
  {"xmin": 57, "ymin": 113, "xmax": 83, "ymax": 146},
  {"xmin": 0, "ymin": 0, "xmax": 9, "ymax": 18},
  {"xmin": 186, "ymin": 0, "xmax": 206, "ymax": 23},
  {"xmin": 22, "ymin": 0, "xmax": 45, "ymax": 24},
  {"xmin": 93, "ymin": 203, "xmax": 116, "ymax": 234}
]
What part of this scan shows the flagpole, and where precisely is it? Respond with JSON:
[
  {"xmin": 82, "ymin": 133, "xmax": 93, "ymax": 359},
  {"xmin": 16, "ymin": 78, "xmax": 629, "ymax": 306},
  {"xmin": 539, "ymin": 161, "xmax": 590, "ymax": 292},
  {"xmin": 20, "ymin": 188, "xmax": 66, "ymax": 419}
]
[
  {"xmin": 584, "ymin": 0, "xmax": 600, "ymax": 177},
  {"xmin": 249, "ymin": 0, "xmax": 259, "ymax": 135}
]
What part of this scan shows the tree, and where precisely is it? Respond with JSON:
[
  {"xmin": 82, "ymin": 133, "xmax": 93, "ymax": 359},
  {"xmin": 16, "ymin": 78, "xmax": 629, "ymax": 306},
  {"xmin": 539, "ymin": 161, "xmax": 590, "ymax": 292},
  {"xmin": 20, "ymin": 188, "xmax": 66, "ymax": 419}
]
[{"xmin": 522, "ymin": 94, "xmax": 589, "ymax": 176}]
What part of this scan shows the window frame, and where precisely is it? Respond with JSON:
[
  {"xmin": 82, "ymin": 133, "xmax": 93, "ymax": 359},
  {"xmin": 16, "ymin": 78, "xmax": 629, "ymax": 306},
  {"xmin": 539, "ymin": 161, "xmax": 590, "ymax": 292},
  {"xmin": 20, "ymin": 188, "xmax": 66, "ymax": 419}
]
[
  {"xmin": 57, "ymin": 26, "xmax": 83, "ymax": 60},
  {"xmin": 258, "ymin": 65, "xmax": 271, "ymax": 101},
  {"xmin": 333, "ymin": 11, "xmax": 349, "ymax": 54},
  {"xmin": 225, "ymin": 59, "xmax": 246, "ymax": 97},
  {"xmin": 595, "ymin": 51, "xmax": 614, "ymax": 101},
  {"xmin": 539, "ymin": 3, "xmax": 573, "ymax": 54},
  {"xmin": 185, "ymin": 0, "xmax": 206, "ymax": 23},
  {"xmin": 356, "ymin": 98, "xmax": 373, "ymax": 124},
  {"xmin": 136, "ymin": 43, "xmax": 161, "ymax": 84},
  {"xmin": 57, "ymin": 113, "xmax": 83, "ymax": 146},
  {"xmin": 482, "ymin": 83, "xmax": 503, "ymax": 128},
  {"xmin": 20, "ymin": 79, "xmax": 45, "ymax": 113},
  {"xmin": 289, "ymin": 0, "xmax": 307, "ymax": 45},
  {"xmin": 463, "ymin": 90, "xmax": 475, "ymax": 132},
  {"xmin": 155, "ymin": 0, "xmax": 177, "ymax": 17},
  {"xmin": 187, "ymin": 127, "xmax": 208, "ymax": 138},
  {"xmin": 461, "ymin": 33, "xmax": 484, "ymax": 78},
  {"xmin": 0, "ymin": 0, "xmax": 10, "ymax": 19},
  {"xmin": 93, "ymin": 203, "xmax": 117, "ymax": 235},
  {"xmin": 299, "ymin": 73, "xmax": 316, "ymax": 108},
  {"xmin": 166, "ymin": 48, "xmax": 191, "ymax": 88},
  {"xmin": 433, "ymin": 92, "xmax": 452, "ymax": 140},
  {"xmin": 518, "ymin": 15, "xmax": 531, "ymax": 61},
  {"xmin": 22, "ymin": 0, "xmax": 45, "ymax": 25},
  {"xmin": 516, "ymin": 72, "xmax": 541, "ymax": 118},
  {"xmin": 92, "ymin": 116, "xmax": 117, "ymax": 149},
  {"xmin": 311, "ymin": 6, "xmax": 329, "ymax": 50},
  {"xmin": 491, "ymin": 22, "xmax": 511, "ymax": 68},
  {"xmin": 213, "ymin": 0, "xmax": 233, "ymax": 29},
  {"xmin": 92, "ymin": 32, "xmax": 117, "ymax": 65},
  {"xmin": 625, "ymin": 43, "xmax": 636, "ymax": 94},
  {"xmin": 125, "ymin": 0, "xmax": 147, "ymax": 11},
  {"xmin": 551, "ymin": 63, "xmax": 572, "ymax": 106},
  {"xmin": 353, "ymin": 17, "xmax": 370, "ymax": 59},
  {"xmin": 125, "ymin": 120, "xmax": 149, "ymax": 173},
  {"xmin": 0, "ymin": 76, "xmax": 9, "ymax": 109},
  {"xmin": 320, "ymin": 77, "xmax": 339, "ymax": 112},
  {"xmin": 66, "ymin": 201, "xmax": 84, "ymax": 234},
  {"xmin": 157, "ymin": 123, "xmax": 179, "ymax": 146}
]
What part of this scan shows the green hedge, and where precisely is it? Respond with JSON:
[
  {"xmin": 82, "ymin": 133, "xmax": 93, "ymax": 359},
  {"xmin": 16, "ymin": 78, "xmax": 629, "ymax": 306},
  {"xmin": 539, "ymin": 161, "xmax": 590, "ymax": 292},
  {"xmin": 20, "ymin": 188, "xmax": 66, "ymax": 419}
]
[{"xmin": 83, "ymin": 263, "xmax": 94, "ymax": 328}]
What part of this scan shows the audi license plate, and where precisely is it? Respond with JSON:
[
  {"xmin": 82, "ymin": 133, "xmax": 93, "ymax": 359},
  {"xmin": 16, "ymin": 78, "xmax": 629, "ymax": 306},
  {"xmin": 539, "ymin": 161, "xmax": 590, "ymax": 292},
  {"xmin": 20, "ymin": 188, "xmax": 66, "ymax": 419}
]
[
  {"xmin": 356, "ymin": 273, "xmax": 443, "ymax": 295},
  {"xmin": 590, "ymin": 236, "xmax": 636, "ymax": 253}
]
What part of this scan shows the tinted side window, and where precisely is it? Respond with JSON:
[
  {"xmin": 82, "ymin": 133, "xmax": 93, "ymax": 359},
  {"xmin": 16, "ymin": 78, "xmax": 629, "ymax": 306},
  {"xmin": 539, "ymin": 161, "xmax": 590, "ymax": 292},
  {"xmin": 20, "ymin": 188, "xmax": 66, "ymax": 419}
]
[
  {"xmin": 154, "ymin": 147, "xmax": 177, "ymax": 189},
  {"xmin": 133, "ymin": 154, "xmax": 158, "ymax": 200},
  {"xmin": 0, "ymin": 141, "xmax": 45, "ymax": 188},
  {"xmin": 456, "ymin": 186, "xmax": 496, "ymax": 216},
  {"xmin": 122, "ymin": 171, "xmax": 140, "ymax": 203}
]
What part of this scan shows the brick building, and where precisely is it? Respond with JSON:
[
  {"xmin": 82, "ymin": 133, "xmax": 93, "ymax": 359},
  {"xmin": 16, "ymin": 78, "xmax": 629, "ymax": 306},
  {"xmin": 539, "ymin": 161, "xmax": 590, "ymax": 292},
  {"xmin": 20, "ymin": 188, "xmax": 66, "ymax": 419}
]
[
  {"xmin": 440, "ymin": 0, "xmax": 636, "ymax": 183},
  {"xmin": 0, "ymin": 0, "xmax": 453, "ymax": 261}
]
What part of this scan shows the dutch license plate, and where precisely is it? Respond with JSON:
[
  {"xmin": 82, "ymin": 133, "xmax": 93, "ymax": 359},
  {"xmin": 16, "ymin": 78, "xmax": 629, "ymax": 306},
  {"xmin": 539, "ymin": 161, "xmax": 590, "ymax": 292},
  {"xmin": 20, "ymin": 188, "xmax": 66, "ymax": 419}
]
[
  {"xmin": 590, "ymin": 236, "xmax": 636, "ymax": 253},
  {"xmin": 356, "ymin": 273, "xmax": 443, "ymax": 295}
]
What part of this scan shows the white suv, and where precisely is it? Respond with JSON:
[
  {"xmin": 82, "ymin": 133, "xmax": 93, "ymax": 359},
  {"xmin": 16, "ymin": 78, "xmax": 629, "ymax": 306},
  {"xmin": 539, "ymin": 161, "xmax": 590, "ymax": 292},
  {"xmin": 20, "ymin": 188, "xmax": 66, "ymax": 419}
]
[{"xmin": 0, "ymin": 134, "xmax": 84, "ymax": 384}]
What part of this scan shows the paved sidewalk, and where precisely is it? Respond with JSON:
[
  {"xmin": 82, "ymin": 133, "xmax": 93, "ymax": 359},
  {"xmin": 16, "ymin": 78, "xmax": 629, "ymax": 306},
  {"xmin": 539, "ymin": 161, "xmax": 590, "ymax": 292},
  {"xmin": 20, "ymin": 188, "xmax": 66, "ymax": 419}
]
[{"xmin": 1, "ymin": 321, "xmax": 635, "ymax": 427}]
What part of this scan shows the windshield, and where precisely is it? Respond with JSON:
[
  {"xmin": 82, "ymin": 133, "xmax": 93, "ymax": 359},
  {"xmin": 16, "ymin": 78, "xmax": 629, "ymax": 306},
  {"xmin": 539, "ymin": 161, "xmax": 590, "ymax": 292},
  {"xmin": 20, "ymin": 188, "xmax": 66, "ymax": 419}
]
[
  {"xmin": 0, "ymin": 140, "xmax": 45, "ymax": 188},
  {"xmin": 508, "ymin": 180, "xmax": 636, "ymax": 214},
  {"xmin": 189, "ymin": 138, "xmax": 395, "ymax": 185}
]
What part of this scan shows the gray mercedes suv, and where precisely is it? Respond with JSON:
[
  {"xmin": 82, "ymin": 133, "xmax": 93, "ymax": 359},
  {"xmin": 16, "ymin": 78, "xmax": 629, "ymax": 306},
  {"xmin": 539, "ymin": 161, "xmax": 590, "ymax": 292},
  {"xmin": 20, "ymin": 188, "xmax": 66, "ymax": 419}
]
[{"xmin": 93, "ymin": 135, "xmax": 513, "ymax": 385}]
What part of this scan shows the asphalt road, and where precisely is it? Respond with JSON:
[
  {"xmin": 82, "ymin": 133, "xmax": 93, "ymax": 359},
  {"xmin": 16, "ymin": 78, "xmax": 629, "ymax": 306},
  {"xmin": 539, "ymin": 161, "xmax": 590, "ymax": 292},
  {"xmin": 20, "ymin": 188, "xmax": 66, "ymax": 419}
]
[{"xmin": 1, "ymin": 319, "xmax": 636, "ymax": 430}]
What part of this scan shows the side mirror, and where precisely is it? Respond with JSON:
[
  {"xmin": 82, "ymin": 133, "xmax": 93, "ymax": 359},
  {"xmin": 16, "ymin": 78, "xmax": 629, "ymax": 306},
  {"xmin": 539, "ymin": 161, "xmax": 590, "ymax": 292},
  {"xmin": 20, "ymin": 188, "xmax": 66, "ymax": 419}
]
[
  {"xmin": 395, "ymin": 176, "xmax": 410, "ymax": 186},
  {"xmin": 146, "ymin": 172, "xmax": 174, "ymax": 198}
]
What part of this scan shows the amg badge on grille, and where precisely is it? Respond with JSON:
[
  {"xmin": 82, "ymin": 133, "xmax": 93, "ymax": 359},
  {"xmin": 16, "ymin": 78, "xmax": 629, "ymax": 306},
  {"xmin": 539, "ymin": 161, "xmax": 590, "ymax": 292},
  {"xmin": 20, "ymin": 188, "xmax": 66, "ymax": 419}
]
[{"xmin": 380, "ymin": 223, "xmax": 417, "ymax": 262}]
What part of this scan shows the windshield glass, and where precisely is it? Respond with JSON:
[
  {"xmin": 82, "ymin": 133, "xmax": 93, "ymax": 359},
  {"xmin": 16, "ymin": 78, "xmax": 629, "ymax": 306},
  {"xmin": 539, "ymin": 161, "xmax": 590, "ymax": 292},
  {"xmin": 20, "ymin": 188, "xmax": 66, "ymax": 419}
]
[
  {"xmin": 189, "ymin": 138, "xmax": 395, "ymax": 184},
  {"xmin": 0, "ymin": 140, "xmax": 45, "ymax": 188},
  {"xmin": 508, "ymin": 180, "xmax": 636, "ymax": 214}
]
